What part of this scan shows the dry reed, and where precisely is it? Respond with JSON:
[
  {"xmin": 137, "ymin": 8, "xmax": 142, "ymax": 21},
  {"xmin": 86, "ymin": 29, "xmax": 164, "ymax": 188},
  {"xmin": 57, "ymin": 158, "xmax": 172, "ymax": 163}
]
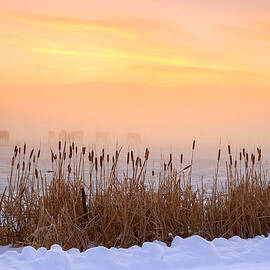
[{"xmin": 0, "ymin": 142, "xmax": 270, "ymax": 251}]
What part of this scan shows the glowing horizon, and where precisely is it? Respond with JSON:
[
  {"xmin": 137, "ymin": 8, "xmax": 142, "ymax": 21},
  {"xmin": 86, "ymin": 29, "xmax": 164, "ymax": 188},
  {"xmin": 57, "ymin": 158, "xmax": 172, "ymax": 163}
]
[{"xmin": 1, "ymin": 1, "xmax": 270, "ymax": 145}]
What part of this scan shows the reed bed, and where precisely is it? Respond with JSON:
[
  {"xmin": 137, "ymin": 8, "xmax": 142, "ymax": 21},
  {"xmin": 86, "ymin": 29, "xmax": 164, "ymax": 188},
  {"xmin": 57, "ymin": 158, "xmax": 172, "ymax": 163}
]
[{"xmin": 0, "ymin": 141, "xmax": 270, "ymax": 251}]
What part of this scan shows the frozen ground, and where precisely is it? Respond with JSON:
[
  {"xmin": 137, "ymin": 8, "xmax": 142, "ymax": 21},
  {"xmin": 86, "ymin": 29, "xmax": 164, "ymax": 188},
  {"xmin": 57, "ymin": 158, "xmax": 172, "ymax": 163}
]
[{"xmin": 1, "ymin": 235, "xmax": 270, "ymax": 270}]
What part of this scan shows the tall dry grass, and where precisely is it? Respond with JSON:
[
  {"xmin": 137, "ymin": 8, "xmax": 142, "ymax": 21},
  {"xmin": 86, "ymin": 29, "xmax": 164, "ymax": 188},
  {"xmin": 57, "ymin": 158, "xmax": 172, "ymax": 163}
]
[{"xmin": 0, "ymin": 141, "xmax": 270, "ymax": 251}]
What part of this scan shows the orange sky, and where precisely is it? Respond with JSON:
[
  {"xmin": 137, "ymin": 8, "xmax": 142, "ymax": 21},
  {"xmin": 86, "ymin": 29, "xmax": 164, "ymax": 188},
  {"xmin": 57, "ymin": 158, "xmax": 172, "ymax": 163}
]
[{"xmin": 1, "ymin": 0, "xmax": 270, "ymax": 146}]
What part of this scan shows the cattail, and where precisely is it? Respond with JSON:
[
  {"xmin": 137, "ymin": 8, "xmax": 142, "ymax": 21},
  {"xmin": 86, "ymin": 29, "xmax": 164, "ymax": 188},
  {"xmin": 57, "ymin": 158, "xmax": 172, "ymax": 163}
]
[
  {"xmin": 95, "ymin": 157, "xmax": 98, "ymax": 171},
  {"xmin": 17, "ymin": 163, "xmax": 20, "ymax": 170},
  {"xmin": 63, "ymin": 151, "xmax": 66, "ymax": 160},
  {"xmin": 58, "ymin": 141, "xmax": 61, "ymax": 152},
  {"xmin": 33, "ymin": 155, "xmax": 36, "ymax": 163},
  {"xmin": 257, "ymin": 148, "xmax": 262, "ymax": 161},
  {"xmin": 116, "ymin": 150, "xmax": 119, "ymax": 159},
  {"xmin": 81, "ymin": 188, "xmax": 88, "ymax": 221},
  {"xmin": 72, "ymin": 142, "xmax": 75, "ymax": 150},
  {"xmin": 28, "ymin": 162, "xmax": 31, "ymax": 171},
  {"xmin": 107, "ymin": 154, "xmax": 109, "ymax": 163},
  {"xmin": 218, "ymin": 149, "xmax": 221, "ymax": 161},
  {"xmin": 164, "ymin": 163, "xmax": 167, "ymax": 171},
  {"xmin": 240, "ymin": 152, "xmax": 242, "ymax": 161},
  {"xmin": 22, "ymin": 161, "xmax": 25, "ymax": 171},
  {"xmin": 19, "ymin": 147, "xmax": 21, "ymax": 155},
  {"xmin": 69, "ymin": 146, "xmax": 72, "ymax": 159},
  {"xmin": 135, "ymin": 157, "xmax": 140, "ymax": 167},
  {"xmin": 35, "ymin": 168, "xmax": 39, "ymax": 179},
  {"xmin": 88, "ymin": 152, "xmax": 91, "ymax": 161},
  {"xmin": 82, "ymin": 147, "xmax": 86, "ymax": 155},
  {"xmin": 23, "ymin": 144, "xmax": 26, "ymax": 155},
  {"xmin": 234, "ymin": 160, "xmax": 237, "ymax": 169},
  {"xmin": 228, "ymin": 145, "xmax": 231, "ymax": 155},
  {"xmin": 100, "ymin": 156, "xmax": 103, "ymax": 168},
  {"xmin": 145, "ymin": 148, "xmax": 149, "ymax": 160},
  {"xmin": 192, "ymin": 140, "xmax": 196, "ymax": 150},
  {"xmin": 139, "ymin": 158, "xmax": 142, "ymax": 167},
  {"xmin": 127, "ymin": 152, "xmax": 130, "ymax": 164},
  {"xmin": 229, "ymin": 155, "xmax": 232, "ymax": 166},
  {"xmin": 37, "ymin": 149, "xmax": 40, "ymax": 159},
  {"xmin": 183, "ymin": 164, "xmax": 191, "ymax": 171},
  {"xmin": 243, "ymin": 148, "xmax": 246, "ymax": 157},
  {"xmin": 14, "ymin": 145, "xmax": 18, "ymax": 157},
  {"xmin": 112, "ymin": 156, "xmax": 115, "ymax": 164},
  {"xmin": 102, "ymin": 148, "xmax": 104, "ymax": 159},
  {"xmin": 30, "ymin": 149, "xmax": 34, "ymax": 159},
  {"xmin": 152, "ymin": 170, "xmax": 155, "ymax": 176},
  {"xmin": 251, "ymin": 153, "xmax": 255, "ymax": 165},
  {"xmin": 68, "ymin": 164, "xmax": 71, "ymax": 174},
  {"xmin": 131, "ymin": 151, "xmax": 134, "ymax": 163},
  {"xmin": 180, "ymin": 154, "xmax": 183, "ymax": 164},
  {"xmin": 75, "ymin": 146, "xmax": 78, "ymax": 154},
  {"xmin": 246, "ymin": 153, "xmax": 249, "ymax": 162},
  {"xmin": 91, "ymin": 150, "xmax": 94, "ymax": 161}
]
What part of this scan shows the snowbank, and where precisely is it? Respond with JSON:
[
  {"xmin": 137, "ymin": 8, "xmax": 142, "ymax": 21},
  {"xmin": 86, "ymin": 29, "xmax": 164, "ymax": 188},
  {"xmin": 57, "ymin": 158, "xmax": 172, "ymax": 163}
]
[{"xmin": 1, "ymin": 235, "xmax": 270, "ymax": 269}]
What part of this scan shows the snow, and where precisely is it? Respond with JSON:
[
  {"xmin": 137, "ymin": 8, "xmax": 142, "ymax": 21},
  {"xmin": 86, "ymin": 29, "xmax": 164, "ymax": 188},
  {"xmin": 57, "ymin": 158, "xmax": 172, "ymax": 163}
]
[{"xmin": 1, "ymin": 235, "xmax": 270, "ymax": 270}]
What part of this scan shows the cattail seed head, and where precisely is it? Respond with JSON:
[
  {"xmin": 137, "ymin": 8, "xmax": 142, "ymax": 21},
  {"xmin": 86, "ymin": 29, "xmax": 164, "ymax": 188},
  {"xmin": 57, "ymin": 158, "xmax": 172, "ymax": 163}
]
[
  {"xmin": 100, "ymin": 156, "xmax": 103, "ymax": 168},
  {"xmin": 68, "ymin": 164, "xmax": 71, "ymax": 174},
  {"xmin": 30, "ymin": 149, "xmax": 34, "ymax": 159},
  {"xmin": 145, "ymin": 148, "xmax": 149, "ymax": 160},
  {"xmin": 228, "ymin": 145, "xmax": 231, "ymax": 155},
  {"xmin": 218, "ymin": 149, "xmax": 221, "ymax": 161},
  {"xmin": 35, "ymin": 168, "xmax": 39, "ymax": 179},
  {"xmin": 192, "ymin": 140, "xmax": 196, "ymax": 150},
  {"xmin": 135, "ymin": 157, "xmax": 140, "ymax": 167},
  {"xmin": 95, "ymin": 157, "xmax": 98, "ymax": 171},
  {"xmin": 127, "ymin": 152, "xmax": 130, "ymax": 164}
]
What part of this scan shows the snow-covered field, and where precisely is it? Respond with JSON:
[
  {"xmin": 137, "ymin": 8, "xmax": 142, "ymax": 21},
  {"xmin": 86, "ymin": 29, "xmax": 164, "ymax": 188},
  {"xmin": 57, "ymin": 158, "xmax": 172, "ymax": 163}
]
[{"xmin": 1, "ymin": 235, "xmax": 270, "ymax": 270}]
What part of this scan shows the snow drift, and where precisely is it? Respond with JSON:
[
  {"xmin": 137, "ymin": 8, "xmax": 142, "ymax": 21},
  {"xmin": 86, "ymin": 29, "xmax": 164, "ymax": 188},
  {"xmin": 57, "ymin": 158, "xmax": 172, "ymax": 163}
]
[{"xmin": 1, "ymin": 235, "xmax": 270, "ymax": 270}]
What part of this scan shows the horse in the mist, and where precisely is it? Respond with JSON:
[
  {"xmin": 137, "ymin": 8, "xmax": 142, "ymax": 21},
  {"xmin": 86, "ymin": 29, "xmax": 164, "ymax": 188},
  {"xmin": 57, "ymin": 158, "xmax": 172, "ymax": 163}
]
[
  {"xmin": 68, "ymin": 131, "xmax": 84, "ymax": 144},
  {"xmin": 95, "ymin": 132, "xmax": 110, "ymax": 145},
  {"xmin": 126, "ymin": 132, "xmax": 142, "ymax": 146},
  {"xmin": 0, "ymin": 130, "xmax": 10, "ymax": 145}
]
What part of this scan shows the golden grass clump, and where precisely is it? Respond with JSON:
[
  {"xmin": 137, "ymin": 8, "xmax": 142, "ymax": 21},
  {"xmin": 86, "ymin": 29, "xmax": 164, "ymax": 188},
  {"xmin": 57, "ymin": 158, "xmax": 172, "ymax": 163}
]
[{"xmin": 0, "ymin": 142, "xmax": 270, "ymax": 251}]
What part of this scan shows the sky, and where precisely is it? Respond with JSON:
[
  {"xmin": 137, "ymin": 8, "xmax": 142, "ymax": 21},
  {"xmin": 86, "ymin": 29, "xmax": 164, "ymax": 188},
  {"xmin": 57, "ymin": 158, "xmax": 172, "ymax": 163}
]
[{"xmin": 1, "ymin": 0, "xmax": 270, "ymax": 147}]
